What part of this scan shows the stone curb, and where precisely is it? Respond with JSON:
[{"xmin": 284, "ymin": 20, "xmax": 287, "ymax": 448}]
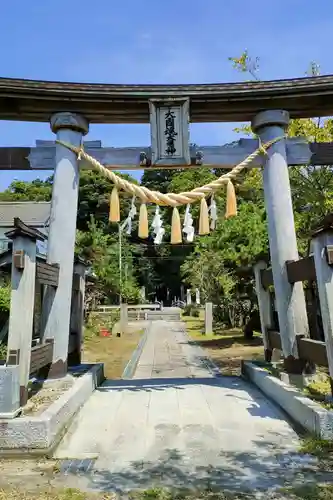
[
  {"xmin": 242, "ymin": 360, "xmax": 333, "ymax": 439},
  {"xmin": 122, "ymin": 324, "xmax": 150, "ymax": 379},
  {"xmin": 0, "ymin": 363, "xmax": 104, "ymax": 456}
]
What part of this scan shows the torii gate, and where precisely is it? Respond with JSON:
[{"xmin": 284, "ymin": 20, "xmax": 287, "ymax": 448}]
[{"xmin": 1, "ymin": 75, "xmax": 333, "ymax": 379}]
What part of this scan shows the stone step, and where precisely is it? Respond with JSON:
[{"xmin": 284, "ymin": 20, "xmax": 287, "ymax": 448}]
[{"xmin": 128, "ymin": 312, "xmax": 181, "ymax": 321}]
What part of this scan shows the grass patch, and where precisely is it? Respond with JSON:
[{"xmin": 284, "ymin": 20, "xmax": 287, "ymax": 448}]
[
  {"xmin": 284, "ymin": 484, "xmax": 333, "ymax": 499},
  {"xmin": 82, "ymin": 310, "xmax": 144, "ymax": 379},
  {"xmin": 1, "ymin": 482, "xmax": 333, "ymax": 499},
  {"xmin": 303, "ymin": 375, "xmax": 333, "ymax": 410},
  {"xmin": 300, "ymin": 436, "xmax": 333, "ymax": 457},
  {"xmin": 83, "ymin": 325, "xmax": 143, "ymax": 379},
  {"xmin": 298, "ymin": 435, "xmax": 333, "ymax": 475},
  {"xmin": 0, "ymin": 487, "xmax": 114, "ymax": 499},
  {"xmin": 132, "ymin": 489, "xmax": 257, "ymax": 499}
]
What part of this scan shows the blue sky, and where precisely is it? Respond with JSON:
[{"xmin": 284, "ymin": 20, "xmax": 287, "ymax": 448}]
[{"xmin": 0, "ymin": 0, "xmax": 332, "ymax": 189}]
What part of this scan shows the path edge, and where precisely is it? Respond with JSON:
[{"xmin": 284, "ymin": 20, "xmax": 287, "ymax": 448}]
[
  {"xmin": 181, "ymin": 320, "xmax": 223, "ymax": 377},
  {"xmin": 242, "ymin": 360, "xmax": 333, "ymax": 439},
  {"xmin": 122, "ymin": 323, "xmax": 150, "ymax": 379}
]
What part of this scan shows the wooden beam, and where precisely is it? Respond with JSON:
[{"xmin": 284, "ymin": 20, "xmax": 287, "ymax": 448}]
[
  {"xmin": 286, "ymin": 256, "xmax": 316, "ymax": 283},
  {"xmin": 267, "ymin": 330, "xmax": 328, "ymax": 367},
  {"xmin": 267, "ymin": 330, "xmax": 282, "ymax": 350},
  {"xmin": 310, "ymin": 142, "xmax": 333, "ymax": 166},
  {"xmin": 297, "ymin": 337, "xmax": 328, "ymax": 367},
  {"xmin": 0, "ymin": 137, "xmax": 317, "ymax": 171},
  {"xmin": 1, "ymin": 74, "xmax": 333, "ymax": 123},
  {"xmin": 260, "ymin": 268, "xmax": 274, "ymax": 289},
  {"xmin": 261, "ymin": 255, "xmax": 317, "ymax": 290},
  {"xmin": 29, "ymin": 339, "xmax": 54, "ymax": 375},
  {"xmin": 1, "ymin": 140, "xmax": 333, "ymax": 172},
  {"xmin": 36, "ymin": 261, "xmax": 59, "ymax": 287}
]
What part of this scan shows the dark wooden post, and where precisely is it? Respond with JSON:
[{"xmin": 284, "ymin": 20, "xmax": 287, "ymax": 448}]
[
  {"xmin": 253, "ymin": 260, "xmax": 274, "ymax": 362},
  {"xmin": 68, "ymin": 257, "xmax": 87, "ymax": 366}
]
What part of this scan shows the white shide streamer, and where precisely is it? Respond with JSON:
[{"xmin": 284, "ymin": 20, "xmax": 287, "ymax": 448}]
[
  {"xmin": 151, "ymin": 205, "xmax": 165, "ymax": 244},
  {"xmin": 183, "ymin": 204, "xmax": 194, "ymax": 243}
]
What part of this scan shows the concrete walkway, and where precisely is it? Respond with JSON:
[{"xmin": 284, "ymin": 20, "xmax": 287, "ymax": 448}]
[{"xmin": 54, "ymin": 321, "xmax": 315, "ymax": 494}]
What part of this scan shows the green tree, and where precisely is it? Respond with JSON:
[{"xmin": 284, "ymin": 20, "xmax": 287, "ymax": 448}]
[
  {"xmin": 0, "ymin": 177, "xmax": 53, "ymax": 201},
  {"xmin": 228, "ymin": 50, "xmax": 333, "ymax": 254},
  {"xmin": 76, "ymin": 217, "xmax": 141, "ymax": 304},
  {"xmin": 181, "ymin": 202, "xmax": 267, "ymax": 326},
  {"xmin": 181, "ymin": 51, "xmax": 333, "ymax": 329}
]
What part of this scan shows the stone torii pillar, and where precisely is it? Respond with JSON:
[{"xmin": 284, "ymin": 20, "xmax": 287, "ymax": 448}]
[
  {"xmin": 252, "ymin": 110, "xmax": 309, "ymax": 373},
  {"xmin": 42, "ymin": 112, "xmax": 89, "ymax": 378}
]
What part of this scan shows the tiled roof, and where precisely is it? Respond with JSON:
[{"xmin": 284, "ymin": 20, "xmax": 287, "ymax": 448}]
[{"xmin": 0, "ymin": 201, "xmax": 51, "ymax": 227}]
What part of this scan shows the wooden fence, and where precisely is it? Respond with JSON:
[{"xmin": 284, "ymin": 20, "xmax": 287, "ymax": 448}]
[
  {"xmin": 2, "ymin": 218, "xmax": 86, "ymax": 404},
  {"xmin": 257, "ymin": 254, "xmax": 328, "ymax": 368},
  {"xmin": 254, "ymin": 218, "xmax": 333, "ymax": 382}
]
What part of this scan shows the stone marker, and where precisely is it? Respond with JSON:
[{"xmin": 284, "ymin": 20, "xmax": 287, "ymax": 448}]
[
  {"xmin": 186, "ymin": 289, "xmax": 191, "ymax": 306},
  {"xmin": 205, "ymin": 302, "xmax": 213, "ymax": 335},
  {"xmin": 120, "ymin": 303, "xmax": 128, "ymax": 336}
]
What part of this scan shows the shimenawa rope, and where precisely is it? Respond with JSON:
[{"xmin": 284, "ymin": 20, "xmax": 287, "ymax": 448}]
[{"xmin": 55, "ymin": 136, "xmax": 284, "ymax": 207}]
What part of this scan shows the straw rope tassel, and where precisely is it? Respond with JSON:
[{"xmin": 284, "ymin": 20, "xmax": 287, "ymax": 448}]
[
  {"xmin": 109, "ymin": 187, "xmax": 120, "ymax": 222},
  {"xmin": 199, "ymin": 197, "xmax": 210, "ymax": 235},
  {"xmin": 138, "ymin": 203, "xmax": 149, "ymax": 239},
  {"xmin": 171, "ymin": 207, "xmax": 182, "ymax": 244},
  {"xmin": 225, "ymin": 180, "xmax": 237, "ymax": 218}
]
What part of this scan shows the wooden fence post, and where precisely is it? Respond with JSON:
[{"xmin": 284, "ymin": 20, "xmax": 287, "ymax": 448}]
[
  {"xmin": 253, "ymin": 260, "xmax": 274, "ymax": 361},
  {"xmin": 68, "ymin": 258, "xmax": 87, "ymax": 366},
  {"xmin": 311, "ymin": 224, "xmax": 333, "ymax": 390},
  {"xmin": 205, "ymin": 302, "xmax": 213, "ymax": 335},
  {"xmin": 120, "ymin": 303, "xmax": 128, "ymax": 336}
]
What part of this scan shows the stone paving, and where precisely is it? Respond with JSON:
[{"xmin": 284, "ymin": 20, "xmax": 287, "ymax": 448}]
[{"xmin": 54, "ymin": 321, "xmax": 318, "ymax": 494}]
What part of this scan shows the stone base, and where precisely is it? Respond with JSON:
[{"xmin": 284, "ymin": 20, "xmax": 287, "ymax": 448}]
[
  {"xmin": 0, "ymin": 407, "xmax": 22, "ymax": 419},
  {"xmin": 0, "ymin": 363, "xmax": 104, "ymax": 455},
  {"xmin": 271, "ymin": 348, "xmax": 282, "ymax": 363},
  {"xmin": 242, "ymin": 360, "xmax": 333, "ymax": 439},
  {"xmin": 0, "ymin": 365, "xmax": 21, "ymax": 417}
]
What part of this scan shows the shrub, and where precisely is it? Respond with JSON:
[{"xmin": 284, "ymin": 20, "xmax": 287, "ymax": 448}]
[
  {"xmin": 0, "ymin": 342, "xmax": 7, "ymax": 360},
  {"xmin": 191, "ymin": 307, "xmax": 200, "ymax": 317},
  {"xmin": 84, "ymin": 311, "xmax": 118, "ymax": 340},
  {"xmin": 0, "ymin": 281, "xmax": 10, "ymax": 312},
  {"xmin": 183, "ymin": 304, "xmax": 200, "ymax": 317}
]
